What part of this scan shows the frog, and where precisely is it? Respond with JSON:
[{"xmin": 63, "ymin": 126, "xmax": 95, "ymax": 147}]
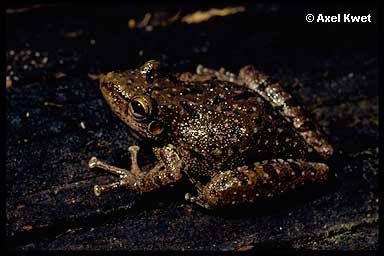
[{"xmin": 88, "ymin": 60, "xmax": 333, "ymax": 209}]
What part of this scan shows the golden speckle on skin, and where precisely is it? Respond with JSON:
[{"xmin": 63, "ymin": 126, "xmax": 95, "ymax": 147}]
[{"xmin": 212, "ymin": 148, "xmax": 222, "ymax": 156}]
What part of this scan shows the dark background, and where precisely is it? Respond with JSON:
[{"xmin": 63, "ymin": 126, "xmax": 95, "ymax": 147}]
[{"xmin": 6, "ymin": 2, "xmax": 379, "ymax": 251}]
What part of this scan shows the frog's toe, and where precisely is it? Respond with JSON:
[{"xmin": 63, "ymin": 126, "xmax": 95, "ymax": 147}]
[
  {"xmin": 184, "ymin": 193, "xmax": 194, "ymax": 202},
  {"xmin": 185, "ymin": 193, "xmax": 213, "ymax": 209},
  {"xmin": 88, "ymin": 156, "xmax": 98, "ymax": 168},
  {"xmin": 94, "ymin": 184, "xmax": 102, "ymax": 196},
  {"xmin": 184, "ymin": 193, "xmax": 201, "ymax": 204},
  {"xmin": 128, "ymin": 145, "xmax": 140, "ymax": 153}
]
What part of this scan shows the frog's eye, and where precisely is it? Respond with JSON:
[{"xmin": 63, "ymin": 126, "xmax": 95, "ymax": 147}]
[
  {"xmin": 129, "ymin": 96, "xmax": 152, "ymax": 119},
  {"xmin": 148, "ymin": 121, "xmax": 164, "ymax": 135}
]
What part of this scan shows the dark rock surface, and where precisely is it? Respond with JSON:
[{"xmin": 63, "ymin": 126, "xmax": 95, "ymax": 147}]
[{"xmin": 6, "ymin": 3, "xmax": 379, "ymax": 251}]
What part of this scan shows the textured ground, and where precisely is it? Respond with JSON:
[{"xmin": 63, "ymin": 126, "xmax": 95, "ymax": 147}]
[{"xmin": 6, "ymin": 3, "xmax": 379, "ymax": 251}]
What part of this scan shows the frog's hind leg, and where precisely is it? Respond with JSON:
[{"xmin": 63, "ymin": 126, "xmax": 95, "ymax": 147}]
[
  {"xmin": 196, "ymin": 64, "xmax": 333, "ymax": 159},
  {"xmin": 88, "ymin": 145, "xmax": 182, "ymax": 196},
  {"xmin": 238, "ymin": 65, "xmax": 333, "ymax": 158},
  {"xmin": 186, "ymin": 159, "xmax": 329, "ymax": 209}
]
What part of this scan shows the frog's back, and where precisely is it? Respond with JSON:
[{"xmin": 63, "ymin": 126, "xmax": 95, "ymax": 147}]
[{"xmin": 154, "ymin": 78, "xmax": 309, "ymax": 180}]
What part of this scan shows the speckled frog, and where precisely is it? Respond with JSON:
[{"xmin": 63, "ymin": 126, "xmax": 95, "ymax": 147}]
[{"xmin": 88, "ymin": 60, "xmax": 333, "ymax": 209}]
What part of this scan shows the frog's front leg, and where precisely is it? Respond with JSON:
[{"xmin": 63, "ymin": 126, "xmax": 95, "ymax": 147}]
[
  {"xmin": 88, "ymin": 145, "xmax": 183, "ymax": 196},
  {"xmin": 186, "ymin": 159, "xmax": 329, "ymax": 209},
  {"xmin": 196, "ymin": 65, "xmax": 333, "ymax": 159}
]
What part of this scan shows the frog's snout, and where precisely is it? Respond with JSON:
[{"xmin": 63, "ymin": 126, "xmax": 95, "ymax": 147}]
[
  {"xmin": 99, "ymin": 73, "xmax": 105, "ymax": 83},
  {"xmin": 99, "ymin": 72, "xmax": 120, "ymax": 90}
]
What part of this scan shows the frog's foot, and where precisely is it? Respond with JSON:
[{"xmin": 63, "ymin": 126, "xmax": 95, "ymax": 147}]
[
  {"xmin": 88, "ymin": 145, "xmax": 142, "ymax": 178},
  {"xmin": 88, "ymin": 145, "xmax": 183, "ymax": 196},
  {"xmin": 184, "ymin": 192, "xmax": 212, "ymax": 209},
  {"xmin": 183, "ymin": 177, "xmax": 213, "ymax": 208},
  {"xmin": 189, "ymin": 159, "xmax": 330, "ymax": 209},
  {"xmin": 195, "ymin": 65, "xmax": 239, "ymax": 83},
  {"xmin": 179, "ymin": 64, "xmax": 239, "ymax": 83},
  {"xmin": 89, "ymin": 145, "xmax": 146, "ymax": 196}
]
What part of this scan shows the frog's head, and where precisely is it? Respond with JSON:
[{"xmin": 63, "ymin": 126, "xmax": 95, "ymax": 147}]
[{"xmin": 100, "ymin": 60, "xmax": 167, "ymax": 141}]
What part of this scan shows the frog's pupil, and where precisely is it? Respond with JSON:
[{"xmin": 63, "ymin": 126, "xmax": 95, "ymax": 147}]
[{"xmin": 131, "ymin": 100, "xmax": 146, "ymax": 117}]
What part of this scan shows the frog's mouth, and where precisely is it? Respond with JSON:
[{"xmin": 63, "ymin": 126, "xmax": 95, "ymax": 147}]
[{"xmin": 128, "ymin": 127, "xmax": 142, "ymax": 140}]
